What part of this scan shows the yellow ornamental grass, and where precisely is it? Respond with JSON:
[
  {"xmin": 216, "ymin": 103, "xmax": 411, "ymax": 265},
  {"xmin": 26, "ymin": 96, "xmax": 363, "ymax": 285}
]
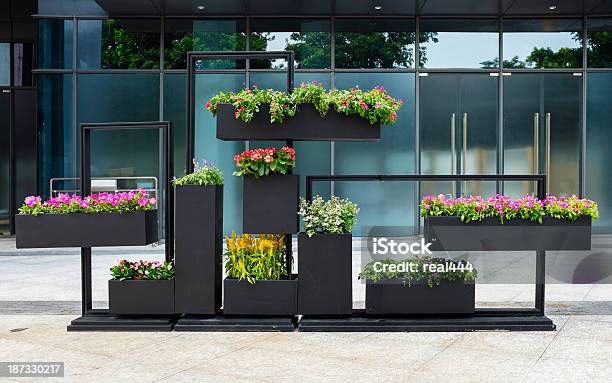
[{"xmin": 224, "ymin": 232, "xmax": 288, "ymax": 284}]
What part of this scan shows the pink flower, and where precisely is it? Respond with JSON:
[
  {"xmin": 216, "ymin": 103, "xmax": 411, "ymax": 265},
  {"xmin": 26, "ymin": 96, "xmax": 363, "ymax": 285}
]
[
  {"xmin": 24, "ymin": 196, "xmax": 41, "ymax": 207},
  {"xmin": 264, "ymin": 155, "xmax": 273, "ymax": 163},
  {"xmin": 138, "ymin": 198, "xmax": 148, "ymax": 207}
]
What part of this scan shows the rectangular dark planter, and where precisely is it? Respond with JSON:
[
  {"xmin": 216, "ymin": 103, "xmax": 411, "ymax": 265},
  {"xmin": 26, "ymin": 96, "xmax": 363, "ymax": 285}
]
[
  {"xmin": 108, "ymin": 279, "xmax": 175, "ymax": 316},
  {"xmin": 217, "ymin": 103, "xmax": 380, "ymax": 141},
  {"xmin": 298, "ymin": 233, "xmax": 352, "ymax": 315},
  {"xmin": 243, "ymin": 174, "xmax": 299, "ymax": 234},
  {"xmin": 424, "ymin": 216, "xmax": 592, "ymax": 251},
  {"xmin": 223, "ymin": 278, "xmax": 298, "ymax": 316},
  {"xmin": 365, "ymin": 280, "xmax": 475, "ymax": 315},
  {"xmin": 175, "ymin": 185, "xmax": 223, "ymax": 315},
  {"xmin": 15, "ymin": 210, "xmax": 158, "ymax": 249}
]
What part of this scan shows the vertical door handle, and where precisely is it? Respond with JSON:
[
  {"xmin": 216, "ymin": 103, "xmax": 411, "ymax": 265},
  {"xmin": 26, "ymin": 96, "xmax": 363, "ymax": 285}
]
[
  {"xmin": 451, "ymin": 113, "xmax": 457, "ymax": 196},
  {"xmin": 462, "ymin": 112, "xmax": 468, "ymax": 194},
  {"xmin": 545, "ymin": 112, "xmax": 551, "ymax": 194},
  {"xmin": 533, "ymin": 112, "xmax": 540, "ymax": 174}
]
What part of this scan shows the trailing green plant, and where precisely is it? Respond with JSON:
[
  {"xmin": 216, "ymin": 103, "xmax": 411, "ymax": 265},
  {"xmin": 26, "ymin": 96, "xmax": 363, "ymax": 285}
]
[
  {"xmin": 233, "ymin": 146, "xmax": 296, "ymax": 178},
  {"xmin": 205, "ymin": 81, "xmax": 403, "ymax": 125},
  {"xmin": 359, "ymin": 257, "xmax": 477, "ymax": 288},
  {"xmin": 298, "ymin": 196, "xmax": 359, "ymax": 237},
  {"xmin": 224, "ymin": 232, "xmax": 288, "ymax": 284},
  {"xmin": 421, "ymin": 194, "xmax": 599, "ymax": 223},
  {"xmin": 110, "ymin": 260, "xmax": 175, "ymax": 280},
  {"xmin": 173, "ymin": 160, "xmax": 224, "ymax": 186}
]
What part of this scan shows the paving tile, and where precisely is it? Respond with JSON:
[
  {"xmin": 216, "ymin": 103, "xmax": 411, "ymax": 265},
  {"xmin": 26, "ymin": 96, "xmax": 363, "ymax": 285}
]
[
  {"xmin": 542, "ymin": 335, "xmax": 612, "ymax": 364},
  {"xmin": 448, "ymin": 331, "xmax": 557, "ymax": 359},
  {"xmin": 557, "ymin": 316, "xmax": 612, "ymax": 341},
  {"xmin": 525, "ymin": 357, "xmax": 611, "ymax": 383}
]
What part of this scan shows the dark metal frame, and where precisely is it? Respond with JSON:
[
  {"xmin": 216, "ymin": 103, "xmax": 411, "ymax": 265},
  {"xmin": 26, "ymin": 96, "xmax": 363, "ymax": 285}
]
[
  {"xmin": 186, "ymin": 50, "xmax": 296, "ymax": 278},
  {"xmin": 306, "ymin": 174, "xmax": 548, "ymax": 317},
  {"xmin": 78, "ymin": 121, "xmax": 174, "ymax": 317}
]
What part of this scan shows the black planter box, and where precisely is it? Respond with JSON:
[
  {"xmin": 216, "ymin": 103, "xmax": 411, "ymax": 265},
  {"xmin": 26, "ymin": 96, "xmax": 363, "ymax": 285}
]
[
  {"xmin": 175, "ymin": 185, "xmax": 223, "ymax": 315},
  {"xmin": 243, "ymin": 174, "xmax": 299, "ymax": 234},
  {"xmin": 223, "ymin": 278, "xmax": 298, "ymax": 316},
  {"xmin": 108, "ymin": 279, "xmax": 175, "ymax": 316},
  {"xmin": 216, "ymin": 103, "xmax": 380, "ymax": 141},
  {"xmin": 365, "ymin": 280, "xmax": 475, "ymax": 315},
  {"xmin": 424, "ymin": 216, "xmax": 592, "ymax": 251},
  {"xmin": 298, "ymin": 233, "xmax": 352, "ymax": 315},
  {"xmin": 15, "ymin": 210, "xmax": 158, "ymax": 249}
]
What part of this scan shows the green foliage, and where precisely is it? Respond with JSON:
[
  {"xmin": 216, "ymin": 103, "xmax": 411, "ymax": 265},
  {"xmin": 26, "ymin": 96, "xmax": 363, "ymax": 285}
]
[
  {"xmin": 110, "ymin": 260, "xmax": 175, "ymax": 280},
  {"xmin": 173, "ymin": 163, "xmax": 224, "ymax": 186},
  {"xmin": 298, "ymin": 196, "xmax": 359, "ymax": 237},
  {"xmin": 224, "ymin": 233, "xmax": 288, "ymax": 284},
  {"xmin": 359, "ymin": 257, "xmax": 477, "ymax": 288},
  {"xmin": 100, "ymin": 20, "xmax": 160, "ymax": 69},
  {"xmin": 206, "ymin": 82, "xmax": 403, "ymax": 125}
]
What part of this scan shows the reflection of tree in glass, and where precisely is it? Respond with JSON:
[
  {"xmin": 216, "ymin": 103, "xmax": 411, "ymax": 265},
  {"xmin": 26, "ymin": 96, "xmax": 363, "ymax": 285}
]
[
  {"xmin": 480, "ymin": 32, "xmax": 611, "ymax": 69},
  {"xmin": 286, "ymin": 32, "xmax": 437, "ymax": 68},
  {"xmin": 164, "ymin": 32, "xmax": 271, "ymax": 69},
  {"xmin": 100, "ymin": 20, "xmax": 160, "ymax": 69}
]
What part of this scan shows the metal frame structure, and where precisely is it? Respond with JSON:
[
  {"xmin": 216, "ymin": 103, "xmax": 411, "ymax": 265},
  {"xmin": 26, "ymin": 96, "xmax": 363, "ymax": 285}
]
[
  {"xmin": 301, "ymin": 174, "xmax": 553, "ymax": 331},
  {"xmin": 30, "ymin": 15, "xmax": 612, "ymax": 241},
  {"xmin": 68, "ymin": 121, "xmax": 174, "ymax": 331}
]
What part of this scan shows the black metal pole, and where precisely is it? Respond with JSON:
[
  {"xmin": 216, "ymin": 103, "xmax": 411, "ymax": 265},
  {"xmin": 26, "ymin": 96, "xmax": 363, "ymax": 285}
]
[{"xmin": 80, "ymin": 127, "xmax": 92, "ymax": 316}]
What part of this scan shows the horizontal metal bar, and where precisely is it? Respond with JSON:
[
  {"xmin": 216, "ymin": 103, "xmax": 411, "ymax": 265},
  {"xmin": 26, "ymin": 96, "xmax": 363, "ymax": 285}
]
[
  {"xmin": 307, "ymin": 174, "xmax": 546, "ymax": 182},
  {"xmin": 80, "ymin": 121, "xmax": 171, "ymax": 131}
]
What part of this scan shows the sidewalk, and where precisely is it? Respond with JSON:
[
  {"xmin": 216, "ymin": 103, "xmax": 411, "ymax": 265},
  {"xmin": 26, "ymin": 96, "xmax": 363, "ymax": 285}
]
[{"xmin": 1, "ymin": 313, "xmax": 612, "ymax": 382}]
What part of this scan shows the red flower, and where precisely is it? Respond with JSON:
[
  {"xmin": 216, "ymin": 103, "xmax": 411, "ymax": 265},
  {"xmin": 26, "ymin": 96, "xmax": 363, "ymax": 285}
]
[{"xmin": 205, "ymin": 101, "xmax": 211, "ymax": 110}]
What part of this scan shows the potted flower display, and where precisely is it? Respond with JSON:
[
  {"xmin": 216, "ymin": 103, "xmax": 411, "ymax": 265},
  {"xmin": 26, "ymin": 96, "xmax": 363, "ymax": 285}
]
[
  {"xmin": 206, "ymin": 82, "xmax": 403, "ymax": 141},
  {"xmin": 173, "ymin": 161, "xmax": 224, "ymax": 315},
  {"xmin": 234, "ymin": 146, "xmax": 299, "ymax": 234},
  {"xmin": 360, "ymin": 257, "xmax": 477, "ymax": 315},
  {"xmin": 223, "ymin": 232, "xmax": 297, "ymax": 316},
  {"xmin": 422, "ymin": 194, "xmax": 598, "ymax": 251},
  {"xmin": 109, "ymin": 260, "xmax": 175, "ymax": 316},
  {"xmin": 297, "ymin": 196, "xmax": 359, "ymax": 315},
  {"xmin": 15, "ymin": 191, "xmax": 157, "ymax": 249}
]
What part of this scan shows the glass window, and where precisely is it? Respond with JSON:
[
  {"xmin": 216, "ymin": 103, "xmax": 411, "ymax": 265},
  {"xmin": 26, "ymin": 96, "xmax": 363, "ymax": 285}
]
[
  {"xmin": 503, "ymin": 19, "xmax": 583, "ymax": 69},
  {"xmin": 419, "ymin": 19, "xmax": 499, "ymax": 69},
  {"xmin": 334, "ymin": 72, "xmax": 416, "ymax": 232},
  {"xmin": 77, "ymin": 19, "xmax": 160, "ymax": 69},
  {"xmin": 38, "ymin": 0, "xmax": 107, "ymax": 16},
  {"xmin": 77, "ymin": 74, "xmax": 160, "ymax": 179},
  {"xmin": 335, "ymin": 19, "xmax": 416, "ymax": 69},
  {"xmin": 38, "ymin": 74, "xmax": 73, "ymax": 198},
  {"xmin": 0, "ymin": 43, "xmax": 9, "ymax": 86},
  {"xmin": 164, "ymin": 19, "xmax": 246, "ymax": 69},
  {"xmin": 39, "ymin": 19, "xmax": 73, "ymax": 69},
  {"xmin": 0, "ymin": 87, "xmax": 9, "ymax": 233},
  {"xmin": 586, "ymin": 73, "xmax": 612, "ymax": 232},
  {"xmin": 587, "ymin": 18, "xmax": 612, "ymax": 68},
  {"xmin": 250, "ymin": 18, "xmax": 331, "ymax": 69},
  {"xmin": 194, "ymin": 73, "xmax": 246, "ymax": 234},
  {"xmin": 13, "ymin": 43, "xmax": 34, "ymax": 86}
]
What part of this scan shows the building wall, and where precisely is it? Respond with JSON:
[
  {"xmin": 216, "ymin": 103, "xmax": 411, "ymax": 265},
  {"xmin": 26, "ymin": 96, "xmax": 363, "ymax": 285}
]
[{"xmin": 34, "ymin": 3, "xmax": 612, "ymax": 234}]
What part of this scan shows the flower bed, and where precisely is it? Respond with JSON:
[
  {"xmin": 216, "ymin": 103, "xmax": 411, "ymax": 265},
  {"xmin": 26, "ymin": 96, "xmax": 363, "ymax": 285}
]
[
  {"xmin": 297, "ymin": 196, "xmax": 360, "ymax": 315},
  {"xmin": 223, "ymin": 233, "xmax": 296, "ymax": 315},
  {"xmin": 236, "ymin": 147, "xmax": 299, "ymax": 233},
  {"xmin": 174, "ymin": 161, "xmax": 224, "ymax": 315},
  {"xmin": 360, "ymin": 257, "xmax": 477, "ymax": 315},
  {"xmin": 207, "ymin": 82, "xmax": 402, "ymax": 125},
  {"xmin": 15, "ymin": 192, "xmax": 158, "ymax": 248},
  {"xmin": 109, "ymin": 260, "xmax": 175, "ymax": 316},
  {"xmin": 421, "ymin": 194, "xmax": 597, "ymax": 251},
  {"xmin": 208, "ymin": 82, "xmax": 401, "ymax": 141}
]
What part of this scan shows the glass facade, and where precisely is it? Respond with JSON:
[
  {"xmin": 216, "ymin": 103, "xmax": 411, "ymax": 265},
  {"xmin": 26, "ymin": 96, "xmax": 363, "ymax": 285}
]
[{"xmin": 34, "ymin": 15, "xmax": 612, "ymax": 235}]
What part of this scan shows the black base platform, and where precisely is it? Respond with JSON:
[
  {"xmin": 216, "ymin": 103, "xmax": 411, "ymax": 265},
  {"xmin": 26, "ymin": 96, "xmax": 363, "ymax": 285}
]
[
  {"xmin": 67, "ymin": 310, "xmax": 175, "ymax": 331},
  {"xmin": 298, "ymin": 314, "xmax": 556, "ymax": 332},
  {"xmin": 174, "ymin": 314, "xmax": 297, "ymax": 332}
]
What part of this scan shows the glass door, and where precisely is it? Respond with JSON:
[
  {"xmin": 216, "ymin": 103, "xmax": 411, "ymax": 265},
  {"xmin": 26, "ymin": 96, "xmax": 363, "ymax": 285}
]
[
  {"xmin": 420, "ymin": 73, "xmax": 498, "ymax": 198},
  {"xmin": 503, "ymin": 73, "xmax": 581, "ymax": 197}
]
